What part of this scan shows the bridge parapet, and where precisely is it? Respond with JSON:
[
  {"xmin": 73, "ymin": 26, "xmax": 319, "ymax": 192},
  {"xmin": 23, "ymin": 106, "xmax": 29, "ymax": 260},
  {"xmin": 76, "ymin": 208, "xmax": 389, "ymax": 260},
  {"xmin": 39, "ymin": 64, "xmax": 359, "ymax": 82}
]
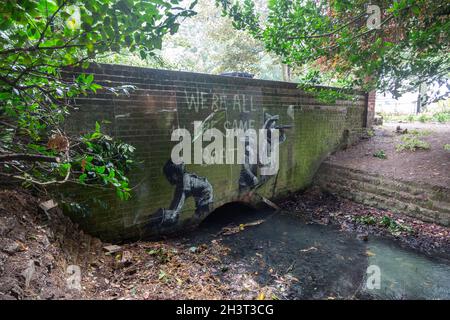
[{"xmin": 62, "ymin": 64, "xmax": 370, "ymax": 241}]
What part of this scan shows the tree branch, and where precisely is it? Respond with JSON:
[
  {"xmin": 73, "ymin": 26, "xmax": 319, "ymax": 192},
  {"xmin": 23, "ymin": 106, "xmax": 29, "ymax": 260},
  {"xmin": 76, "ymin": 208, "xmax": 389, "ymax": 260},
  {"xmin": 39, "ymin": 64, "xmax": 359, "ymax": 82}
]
[{"xmin": 0, "ymin": 153, "xmax": 60, "ymax": 163}]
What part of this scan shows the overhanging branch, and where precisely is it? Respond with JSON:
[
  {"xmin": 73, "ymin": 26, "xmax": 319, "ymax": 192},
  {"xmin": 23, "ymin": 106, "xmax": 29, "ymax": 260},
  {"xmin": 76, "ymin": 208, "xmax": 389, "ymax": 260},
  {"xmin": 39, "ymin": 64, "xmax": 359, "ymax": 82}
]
[{"xmin": 0, "ymin": 153, "xmax": 60, "ymax": 163}]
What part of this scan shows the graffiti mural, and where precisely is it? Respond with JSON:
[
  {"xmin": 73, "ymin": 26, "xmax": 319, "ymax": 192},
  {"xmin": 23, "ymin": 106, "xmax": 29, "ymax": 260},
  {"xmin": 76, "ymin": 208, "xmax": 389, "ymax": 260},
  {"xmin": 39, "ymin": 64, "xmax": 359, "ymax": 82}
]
[
  {"xmin": 63, "ymin": 65, "xmax": 368, "ymax": 241},
  {"xmin": 147, "ymin": 108, "xmax": 292, "ymax": 231},
  {"xmin": 146, "ymin": 159, "xmax": 213, "ymax": 229},
  {"xmin": 239, "ymin": 112, "xmax": 291, "ymax": 193}
]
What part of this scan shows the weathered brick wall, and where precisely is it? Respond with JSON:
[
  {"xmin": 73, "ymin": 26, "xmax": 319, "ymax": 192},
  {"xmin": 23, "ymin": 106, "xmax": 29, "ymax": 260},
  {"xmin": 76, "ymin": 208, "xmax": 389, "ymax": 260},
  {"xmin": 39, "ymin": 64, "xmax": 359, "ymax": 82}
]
[
  {"xmin": 63, "ymin": 64, "xmax": 369, "ymax": 241},
  {"xmin": 366, "ymin": 90, "xmax": 377, "ymax": 128}
]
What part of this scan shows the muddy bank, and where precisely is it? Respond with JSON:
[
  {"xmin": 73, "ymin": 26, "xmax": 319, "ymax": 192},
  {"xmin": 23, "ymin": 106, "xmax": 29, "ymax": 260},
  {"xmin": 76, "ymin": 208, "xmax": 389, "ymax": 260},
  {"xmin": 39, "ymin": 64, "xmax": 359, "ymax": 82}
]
[
  {"xmin": 279, "ymin": 187, "xmax": 450, "ymax": 255},
  {"xmin": 1, "ymin": 188, "xmax": 449, "ymax": 300},
  {"xmin": 0, "ymin": 189, "xmax": 104, "ymax": 299}
]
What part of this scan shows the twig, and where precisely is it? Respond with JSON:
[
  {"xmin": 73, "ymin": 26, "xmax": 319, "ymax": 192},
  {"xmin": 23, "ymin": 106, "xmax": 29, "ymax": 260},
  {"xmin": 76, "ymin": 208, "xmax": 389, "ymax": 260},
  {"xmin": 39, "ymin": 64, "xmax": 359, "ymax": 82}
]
[{"xmin": 0, "ymin": 153, "xmax": 60, "ymax": 163}]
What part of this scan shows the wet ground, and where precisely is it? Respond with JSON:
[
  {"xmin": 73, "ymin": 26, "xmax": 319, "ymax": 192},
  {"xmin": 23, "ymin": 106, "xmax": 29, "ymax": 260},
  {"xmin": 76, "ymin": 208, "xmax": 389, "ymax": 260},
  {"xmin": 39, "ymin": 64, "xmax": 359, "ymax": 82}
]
[
  {"xmin": 2, "ymin": 189, "xmax": 449, "ymax": 300},
  {"xmin": 184, "ymin": 205, "xmax": 450, "ymax": 300}
]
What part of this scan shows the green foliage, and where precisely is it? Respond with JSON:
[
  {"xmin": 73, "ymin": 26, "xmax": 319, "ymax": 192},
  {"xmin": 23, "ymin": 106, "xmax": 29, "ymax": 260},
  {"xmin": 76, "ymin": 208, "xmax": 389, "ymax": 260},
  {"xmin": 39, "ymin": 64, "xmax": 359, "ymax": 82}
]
[
  {"xmin": 444, "ymin": 144, "xmax": 450, "ymax": 152},
  {"xmin": 0, "ymin": 0, "xmax": 196, "ymax": 199},
  {"xmin": 396, "ymin": 135, "xmax": 430, "ymax": 152},
  {"xmin": 379, "ymin": 215, "xmax": 413, "ymax": 235},
  {"xmin": 217, "ymin": 0, "xmax": 450, "ymax": 101},
  {"xmin": 159, "ymin": 0, "xmax": 282, "ymax": 79},
  {"xmin": 75, "ymin": 122, "xmax": 135, "ymax": 200},
  {"xmin": 408, "ymin": 129, "xmax": 432, "ymax": 136},
  {"xmin": 354, "ymin": 214, "xmax": 413, "ymax": 235},
  {"xmin": 418, "ymin": 114, "xmax": 431, "ymax": 123},
  {"xmin": 366, "ymin": 129, "xmax": 375, "ymax": 137},
  {"xmin": 96, "ymin": 49, "xmax": 174, "ymax": 69},
  {"xmin": 382, "ymin": 109, "xmax": 450, "ymax": 124},
  {"xmin": 147, "ymin": 247, "xmax": 172, "ymax": 264},
  {"xmin": 433, "ymin": 111, "xmax": 450, "ymax": 123},
  {"xmin": 373, "ymin": 150, "xmax": 387, "ymax": 159},
  {"xmin": 354, "ymin": 215, "xmax": 377, "ymax": 225},
  {"xmin": 301, "ymin": 85, "xmax": 354, "ymax": 104}
]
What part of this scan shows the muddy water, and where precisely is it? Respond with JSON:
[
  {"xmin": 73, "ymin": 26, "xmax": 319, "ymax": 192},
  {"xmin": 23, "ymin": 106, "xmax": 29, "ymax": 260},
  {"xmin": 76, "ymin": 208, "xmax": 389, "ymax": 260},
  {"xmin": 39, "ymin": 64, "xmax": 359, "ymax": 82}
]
[{"xmin": 188, "ymin": 207, "xmax": 450, "ymax": 300}]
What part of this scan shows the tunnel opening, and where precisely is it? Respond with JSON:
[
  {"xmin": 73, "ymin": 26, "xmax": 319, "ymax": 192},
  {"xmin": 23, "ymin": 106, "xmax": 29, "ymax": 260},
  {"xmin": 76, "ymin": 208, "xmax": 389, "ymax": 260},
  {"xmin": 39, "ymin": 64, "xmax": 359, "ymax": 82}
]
[{"xmin": 198, "ymin": 201, "xmax": 274, "ymax": 234}]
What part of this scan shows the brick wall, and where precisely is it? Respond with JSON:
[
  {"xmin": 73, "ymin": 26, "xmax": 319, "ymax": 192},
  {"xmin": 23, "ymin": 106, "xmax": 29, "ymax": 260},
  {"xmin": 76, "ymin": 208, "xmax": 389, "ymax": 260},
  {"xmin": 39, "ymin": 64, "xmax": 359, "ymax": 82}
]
[
  {"xmin": 366, "ymin": 90, "xmax": 376, "ymax": 128},
  {"xmin": 62, "ymin": 64, "xmax": 370, "ymax": 241}
]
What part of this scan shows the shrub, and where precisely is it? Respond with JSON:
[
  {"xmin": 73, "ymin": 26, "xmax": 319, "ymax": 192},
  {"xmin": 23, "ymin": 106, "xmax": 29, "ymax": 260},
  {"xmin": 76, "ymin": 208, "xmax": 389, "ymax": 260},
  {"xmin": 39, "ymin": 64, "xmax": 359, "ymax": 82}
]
[
  {"xmin": 406, "ymin": 114, "xmax": 416, "ymax": 122},
  {"xmin": 433, "ymin": 112, "xmax": 450, "ymax": 123},
  {"xmin": 418, "ymin": 114, "xmax": 431, "ymax": 123},
  {"xmin": 409, "ymin": 129, "xmax": 432, "ymax": 136},
  {"xmin": 396, "ymin": 135, "xmax": 430, "ymax": 152}
]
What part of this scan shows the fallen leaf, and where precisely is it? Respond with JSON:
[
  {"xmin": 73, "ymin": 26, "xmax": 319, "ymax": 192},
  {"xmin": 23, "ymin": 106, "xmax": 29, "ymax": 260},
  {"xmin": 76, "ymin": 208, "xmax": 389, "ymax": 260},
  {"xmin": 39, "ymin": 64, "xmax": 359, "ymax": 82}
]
[{"xmin": 366, "ymin": 250, "xmax": 376, "ymax": 257}]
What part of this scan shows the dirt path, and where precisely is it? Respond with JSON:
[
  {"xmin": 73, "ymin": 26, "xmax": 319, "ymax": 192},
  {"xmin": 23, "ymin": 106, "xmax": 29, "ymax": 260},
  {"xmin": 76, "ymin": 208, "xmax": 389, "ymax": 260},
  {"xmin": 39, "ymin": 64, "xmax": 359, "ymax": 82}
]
[{"xmin": 327, "ymin": 122, "xmax": 450, "ymax": 187}]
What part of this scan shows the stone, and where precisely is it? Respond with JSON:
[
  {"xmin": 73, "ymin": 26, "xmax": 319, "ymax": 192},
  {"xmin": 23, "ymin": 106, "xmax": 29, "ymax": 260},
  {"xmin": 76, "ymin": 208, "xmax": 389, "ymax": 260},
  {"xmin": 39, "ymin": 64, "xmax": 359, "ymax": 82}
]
[
  {"xmin": 2, "ymin": 239, "xmax": 20, "ymax": 254},
  {"xmin": 39, "ymin": 199, "xmax": 58, "ymax": 212},
  {"xmin": 356, "ymin": 233, "xmax": 369, "ymax": 241},
  {"xmin": 103, "ymin": 245, "xmax": 122, "ymax": 254},
  {"xmin": 0, "ymin": 216, "xmax": 16, "ymax": 237},
  {"xmin": 119, "ymin": 250, "xmax": 133, "ymax": 266},
  {"xmin": 39, "ymin": 199, "xmax": 58, "ymax": 220},
  {"xmin": 21, "ymin": 260, "xmax": 36, "ymax": 289}
]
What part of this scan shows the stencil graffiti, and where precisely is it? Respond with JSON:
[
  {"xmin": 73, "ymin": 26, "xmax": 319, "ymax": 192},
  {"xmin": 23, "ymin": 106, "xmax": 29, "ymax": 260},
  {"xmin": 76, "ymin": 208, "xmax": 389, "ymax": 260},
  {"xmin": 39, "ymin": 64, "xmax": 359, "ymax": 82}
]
[
  {"xmin": 239, "ymin": 112, "xmax": 291, "ymax": 193},
  {"xmin": 146, "ymin": 159, "xmax": 213, "ymax": 228},
  {"xmin": 147, "ymin": 94, "xmax": 292, "ymax": 230}
]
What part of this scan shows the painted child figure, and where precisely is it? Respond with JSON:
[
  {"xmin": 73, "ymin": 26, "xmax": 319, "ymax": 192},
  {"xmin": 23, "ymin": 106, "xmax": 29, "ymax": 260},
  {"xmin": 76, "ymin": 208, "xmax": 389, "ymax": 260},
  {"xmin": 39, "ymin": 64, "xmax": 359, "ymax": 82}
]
[{"xmin": 149, "ymin": 160, "xmax": 213, "ymax": 228}]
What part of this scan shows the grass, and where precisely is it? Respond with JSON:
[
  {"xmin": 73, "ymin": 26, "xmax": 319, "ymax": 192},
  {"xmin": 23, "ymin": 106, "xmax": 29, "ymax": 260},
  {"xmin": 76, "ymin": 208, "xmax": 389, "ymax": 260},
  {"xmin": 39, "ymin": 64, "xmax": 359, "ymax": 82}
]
[
  {"xmin": 408, "ymin": 129, "xmax": 432, "ymax": 136},
  {"xmin": 373, "ymin": 149, "xmax": 387, "ymax": 159},
  {"xmin": 381, "ymin": 110, "xmax": 450, "ymax": 124},
  {"xmin": 396, "ymin": 135, "xmax": 430, "ymax": 152},
  {"xmin": 433, "ymin": 112, "xmax": 450, "ymax": 123}
]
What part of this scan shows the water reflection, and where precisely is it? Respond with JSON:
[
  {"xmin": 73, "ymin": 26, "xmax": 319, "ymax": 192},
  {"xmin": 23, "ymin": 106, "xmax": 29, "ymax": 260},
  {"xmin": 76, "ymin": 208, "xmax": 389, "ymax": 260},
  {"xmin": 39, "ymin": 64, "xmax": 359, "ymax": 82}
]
[{"xmin": 191, "ymin": 205, "xmax": 450, "ymax": 299}]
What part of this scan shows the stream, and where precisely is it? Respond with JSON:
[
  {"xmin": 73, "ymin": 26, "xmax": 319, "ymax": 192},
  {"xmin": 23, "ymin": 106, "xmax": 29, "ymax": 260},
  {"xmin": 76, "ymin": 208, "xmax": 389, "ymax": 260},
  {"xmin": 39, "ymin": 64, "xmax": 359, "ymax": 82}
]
[{"xmin": 186, "ymin": 205, "xmax": 450, "ymax": 300}]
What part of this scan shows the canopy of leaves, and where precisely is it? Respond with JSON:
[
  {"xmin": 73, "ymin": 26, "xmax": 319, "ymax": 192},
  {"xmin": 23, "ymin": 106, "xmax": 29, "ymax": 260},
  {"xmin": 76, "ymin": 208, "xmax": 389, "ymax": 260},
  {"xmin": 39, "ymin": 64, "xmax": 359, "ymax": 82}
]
[
  {"xmin": 217, "ymin": 0, "xmax": 450, "ymax": 101},
  {"xmin": 159, "ymin": 0, "xmax": 284, "ymax": 79},
  {"xmin": 0, "ymin": 0, "xmax": 196, "ymax": 199}
]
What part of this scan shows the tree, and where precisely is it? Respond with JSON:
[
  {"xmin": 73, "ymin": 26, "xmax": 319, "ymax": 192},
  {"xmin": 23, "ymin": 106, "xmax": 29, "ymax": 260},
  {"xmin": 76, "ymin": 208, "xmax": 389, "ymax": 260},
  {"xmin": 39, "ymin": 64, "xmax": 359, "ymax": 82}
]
[
  {"xmin": 217, "ymin": 0, "xmax": 450, "ymax": 101},
  {"xmin": 0, "ymin": 0, "xmax": 196, "ymax": 199},
  {"xmin": 161, "ymin": 0, "xmax": 284, "ymax": 80}
]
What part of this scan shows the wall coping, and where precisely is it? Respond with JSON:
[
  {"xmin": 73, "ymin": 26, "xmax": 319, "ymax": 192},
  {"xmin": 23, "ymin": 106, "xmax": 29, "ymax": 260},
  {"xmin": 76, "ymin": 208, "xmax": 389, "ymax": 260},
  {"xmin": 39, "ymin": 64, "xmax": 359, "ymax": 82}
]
[{"xmin": 67, "ymin": 62, "xmax": 366, "ymax": 96}]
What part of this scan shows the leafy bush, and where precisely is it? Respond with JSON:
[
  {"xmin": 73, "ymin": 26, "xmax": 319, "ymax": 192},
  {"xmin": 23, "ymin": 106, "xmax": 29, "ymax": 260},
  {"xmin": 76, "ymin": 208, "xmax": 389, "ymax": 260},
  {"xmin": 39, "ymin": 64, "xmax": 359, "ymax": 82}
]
[
  {"xmin": 433, "ymin": 112, "xmax": 450, "ymax": 123},
  {"xmin": 407, "ymin": 114, "xmax": 416, "ymax": 122},
  {"xmin": 0, "ymin": 1, "xmax": 196, "ymax": 199},
  {"xmin": 217, "ymin": 1, "xmax": 450, "ymax": 102},
  {"xmin": 444, "ymin": 144, "xmax": 450, "ymax": 152},
  {"xmin": 418, "ymin": 114, "xmax": 431, "ymax": 123},
  {"xmin": 396, "ymin": 135, "xmax": 430, "ymax": 152}
]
